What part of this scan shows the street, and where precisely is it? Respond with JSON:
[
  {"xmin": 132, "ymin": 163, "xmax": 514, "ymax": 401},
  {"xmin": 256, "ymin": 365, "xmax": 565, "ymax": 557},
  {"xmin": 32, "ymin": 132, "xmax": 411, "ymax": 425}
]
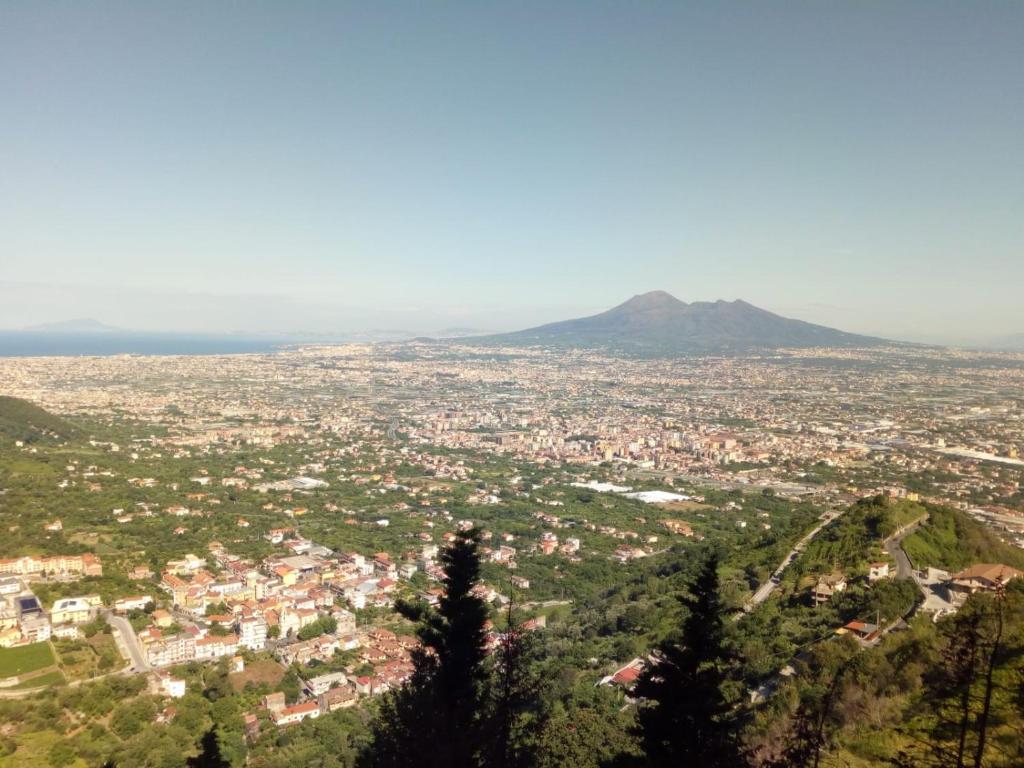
[{"xmin": 104, "ymin": 611, "xmax": 151, "ymax": 673}]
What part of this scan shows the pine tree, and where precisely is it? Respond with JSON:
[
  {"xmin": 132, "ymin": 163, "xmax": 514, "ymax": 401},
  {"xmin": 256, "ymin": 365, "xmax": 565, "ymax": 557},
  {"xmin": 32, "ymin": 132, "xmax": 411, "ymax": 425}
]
[
  {"xmin": 187, "ymin": 728, "xmax": 230, "ymax": 768},
  {"xmin": 633, "ymin": 551, "xmax": 740, "ymax": 767},
  {"xmin": 365, "ymin": 528, "xmax": 492, "ymax": 768},
  {"xmin": 486, "ymin": 597, "xmax": 547, "ymax": 768}
]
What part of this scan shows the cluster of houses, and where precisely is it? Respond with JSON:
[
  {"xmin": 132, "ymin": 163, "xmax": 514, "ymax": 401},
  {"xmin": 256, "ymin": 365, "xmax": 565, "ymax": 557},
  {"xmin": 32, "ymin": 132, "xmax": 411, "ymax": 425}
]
[
  {"xmin": 0, "ymin": 554, "xmax": 104, "ymax": 648},
  {"xmin": 0, "ymin": 553, "xmax": 103, "ymax": 579},
  {"xmin": 142, "ymin": 529, "xmax": 480, "ymax": 671},
  {"xmin": 811, "ymin": 560, "xmax": 1023, "ymax": 648}
]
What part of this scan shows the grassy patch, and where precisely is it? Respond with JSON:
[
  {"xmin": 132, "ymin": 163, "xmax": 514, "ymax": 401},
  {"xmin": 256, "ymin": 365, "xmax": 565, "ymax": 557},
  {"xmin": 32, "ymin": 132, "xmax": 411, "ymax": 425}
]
[
  {"xmin": 902, "ymin": 505, "xmax": 1024, "ymax": 570},
  {"xmin": 229, "ymin": 657, "xmax": 285, "ymax": 692},
  {"xmin": 0, "ymin": 642, "xmax": 56, "ymax": 679},
  {"xmin": 654, "ymin": 500, "xmax": 712, "ymax": 513},
  {"xmin": 0, "ymin": 730, "xmax": 80, "ymax": 768}
]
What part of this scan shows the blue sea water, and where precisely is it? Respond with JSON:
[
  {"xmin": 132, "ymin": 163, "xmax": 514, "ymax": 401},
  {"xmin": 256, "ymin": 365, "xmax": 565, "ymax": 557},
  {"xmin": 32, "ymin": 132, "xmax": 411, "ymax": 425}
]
[{"xmin": 0, "ymin": 332, "xmax": 283, "ymax": 357}]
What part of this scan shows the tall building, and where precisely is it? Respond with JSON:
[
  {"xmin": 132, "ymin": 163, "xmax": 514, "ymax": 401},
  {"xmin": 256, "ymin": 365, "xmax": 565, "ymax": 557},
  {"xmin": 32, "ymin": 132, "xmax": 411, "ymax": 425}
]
[{"xmin": 239, "ymin": 616, "xmax": 268, "ymax": 650}]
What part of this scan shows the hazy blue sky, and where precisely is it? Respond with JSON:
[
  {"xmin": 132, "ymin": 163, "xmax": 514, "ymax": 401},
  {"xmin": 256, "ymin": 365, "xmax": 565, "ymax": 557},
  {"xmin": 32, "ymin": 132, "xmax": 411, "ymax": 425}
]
[{"xmin": 2, "ymin": 2, "xmax": 1022, "ymax": 341}]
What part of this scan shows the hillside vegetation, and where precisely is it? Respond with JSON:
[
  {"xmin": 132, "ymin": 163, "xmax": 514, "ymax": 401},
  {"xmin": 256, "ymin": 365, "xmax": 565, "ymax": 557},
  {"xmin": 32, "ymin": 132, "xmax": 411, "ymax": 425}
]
[
  {"xmin": 0, "ymin": 396, "xmax": 79, "ymax": 443},
  {"xmin": 796, "ymin": 497, "xmax": 925, "ymax": 577},
  {"xmin": 901, "ymin": 505, "xmax": 1024, "ymax": 571}
]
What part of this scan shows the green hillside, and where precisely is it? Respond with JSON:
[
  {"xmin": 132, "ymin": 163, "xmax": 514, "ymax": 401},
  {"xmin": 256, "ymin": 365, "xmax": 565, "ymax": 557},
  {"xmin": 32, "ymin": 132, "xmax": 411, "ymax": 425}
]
[
  {"xmin": 0, "ymin": 396, "xmax": 79, "ymax": 443},
  {"xmin": 902, "ymin": 505, "xmax": 1024, "ymax": 571}
]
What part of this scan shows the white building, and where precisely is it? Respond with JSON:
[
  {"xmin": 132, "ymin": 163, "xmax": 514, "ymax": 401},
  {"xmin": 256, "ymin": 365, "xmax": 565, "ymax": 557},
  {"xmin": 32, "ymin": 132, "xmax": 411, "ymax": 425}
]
[{"xmin": 239, "ymin": 616, "xmax": 268, "ymax": 651}]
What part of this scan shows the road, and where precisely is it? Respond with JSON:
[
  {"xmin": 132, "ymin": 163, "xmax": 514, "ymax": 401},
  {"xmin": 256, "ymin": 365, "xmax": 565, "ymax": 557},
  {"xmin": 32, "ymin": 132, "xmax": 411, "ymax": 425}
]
[
  {"xmin": 882, "ymin": 515, "xmax": 928, "ymax": 580},
  {"xmin": 741, "ymin": 508, "xmax": 845, "ymax": 614},
  {"xmin": 104, "ymin": 611, "xmax": 150, "ymax": 673}
]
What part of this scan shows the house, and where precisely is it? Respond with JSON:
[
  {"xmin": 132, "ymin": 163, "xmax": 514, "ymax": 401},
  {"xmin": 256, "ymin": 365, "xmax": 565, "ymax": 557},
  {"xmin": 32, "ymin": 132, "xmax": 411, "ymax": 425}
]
[
  {"xmin": 52, "ymin": 623, "xmax": 81, "ymax": 640},
  {"xmin": 194, "ymin": 633, "xmax": 239, "ymax": 661},
  {"xmin": 867, "ymin": 562, "xmax": 890, "ymax": 582},
  {"xmin": 50, "ymin": 596, "xmax": 100, "ymax": 625},
  {"xmin": 947, "ymin": 563, "xmax": 1022, "ymax": 605},
  {"xmin": 21, "ymin": 615, "xmax": 52, "ymax": 643},
  {"xmin": 319, "ymin": 685, "xmax": 357, "ymax": 712},
  {"xmin": 662, "ymin": 519, "xmax": 694, "ymax": 537},
  {"xmin": 271, "ymin": 700, "xmax": 321, "ymax": 726},
  {"xmin": 599, "ymin": 658, "xmax": 645, "ymax": 689},
  {"xmin": 263, "ymin": 692, "xmax": 286, "ymax": 713},
  {"xmin": 304, "ymin": 671, "xmax": 347, "ymax": 697},
  {"xmin": 152, "ymin": 672, "xmax": 187, "ymax": 698},
  {"xmin": 144, "ymin": 632, "xmax": 196, "ymax": 667},
  {"xmin": 811, "ymin": 575, "xmax": 847, "ymax": 606},
  {"xmin": 114, "ymin": 595, "xmax": 153, "ymax": 613},
  {"xmin": 243, "ymin": 712, "xmax": 261, "ymax": 743},
  {"xmin": 839, "ymin": 621, "xmax": 881, "ymax": 644},
  {"xmin": 129, "ymin": 565, "xmax": 155, "ymax": 581}
]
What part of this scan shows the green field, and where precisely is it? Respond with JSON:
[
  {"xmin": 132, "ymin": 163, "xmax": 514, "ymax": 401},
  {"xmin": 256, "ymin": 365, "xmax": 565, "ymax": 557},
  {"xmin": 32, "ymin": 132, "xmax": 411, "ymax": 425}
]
[{"xmin": 0, "ymin": 642, "xmax": 57, "ymax": 679}]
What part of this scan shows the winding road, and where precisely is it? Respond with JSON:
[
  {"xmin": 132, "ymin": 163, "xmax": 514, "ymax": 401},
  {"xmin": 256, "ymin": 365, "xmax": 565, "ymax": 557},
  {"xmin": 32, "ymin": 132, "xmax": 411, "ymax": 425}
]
[
  {"xmin": 742, "ymin": 507, "xmax": 845, "ymax": 614},
  {"xmin": 882, "ymin": 515, "xmax": 928, "ymax": 580}
]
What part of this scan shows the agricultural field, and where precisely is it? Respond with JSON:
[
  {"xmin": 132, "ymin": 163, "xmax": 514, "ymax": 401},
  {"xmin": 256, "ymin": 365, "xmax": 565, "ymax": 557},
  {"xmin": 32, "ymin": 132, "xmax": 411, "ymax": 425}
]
[{"xmin": 0, "ymin": 642, "xmax": 57, "ymax": 681}]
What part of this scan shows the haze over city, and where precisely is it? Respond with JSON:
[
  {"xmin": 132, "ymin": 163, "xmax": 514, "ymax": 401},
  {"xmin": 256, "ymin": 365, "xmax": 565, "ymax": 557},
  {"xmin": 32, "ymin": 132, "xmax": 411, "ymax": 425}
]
[
  {"xmin": 3, "ymin": 2, "xmax": 1023, "ymax": 344},
  {"xmin": 3, "ymin": 4, "xmax": 1024, "ymax": 768}
]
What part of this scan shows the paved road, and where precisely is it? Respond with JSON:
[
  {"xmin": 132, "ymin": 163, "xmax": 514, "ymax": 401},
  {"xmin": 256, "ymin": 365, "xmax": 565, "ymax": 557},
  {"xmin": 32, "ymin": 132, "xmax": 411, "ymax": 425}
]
[
  {"xmin": 742, "ymin": 508, "xmax": 845, "ymax": 614},
  {"xmin": 104, "ymin": 611, "xmax": 150, "ymax": 672},
  {"xmin": 882, "ymin": 515, "xmax": 928, "ymax": 580}
]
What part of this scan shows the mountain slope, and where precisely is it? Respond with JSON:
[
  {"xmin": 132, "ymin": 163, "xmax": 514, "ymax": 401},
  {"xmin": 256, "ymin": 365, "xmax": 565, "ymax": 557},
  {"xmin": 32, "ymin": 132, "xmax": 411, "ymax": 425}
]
[
  {"xmin": 477, "ymin": 291, "xmax": 889, "ymax": 355},
  {"xmin": 0, "ymin": 396, "xmax": 80, "ymax": 443}
]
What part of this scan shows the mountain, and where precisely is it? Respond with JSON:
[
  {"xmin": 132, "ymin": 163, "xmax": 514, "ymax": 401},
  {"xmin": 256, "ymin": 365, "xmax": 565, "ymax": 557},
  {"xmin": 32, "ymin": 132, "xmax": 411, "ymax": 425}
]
[
  {"xmin": 24, "ymin": 318, "xmax": 122, "ymax": 333},
  {"xmin": 0, "ymin": 396, "xmax": 80, "ymax": 443},
  {"xmin": 474, "ymin": 291, "xmax": 890, "ymax": 355},
  {"xmin": 983, "ymin": 333, "xmax": 1024, "ymax": 352}
]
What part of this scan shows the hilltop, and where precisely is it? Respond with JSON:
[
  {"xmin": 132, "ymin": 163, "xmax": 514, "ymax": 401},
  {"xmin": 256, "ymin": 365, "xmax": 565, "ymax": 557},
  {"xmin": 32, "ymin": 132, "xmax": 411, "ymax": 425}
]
[{"xmin": 474, "ymin": 291, "xmax": 890, "ymax": 355}]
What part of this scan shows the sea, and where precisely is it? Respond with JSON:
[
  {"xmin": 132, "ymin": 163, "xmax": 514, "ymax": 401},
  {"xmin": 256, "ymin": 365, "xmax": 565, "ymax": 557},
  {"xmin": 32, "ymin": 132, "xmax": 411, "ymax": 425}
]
[{"xmin": 0, "ymin": 332, "xmax": 284, "ymax": 357}]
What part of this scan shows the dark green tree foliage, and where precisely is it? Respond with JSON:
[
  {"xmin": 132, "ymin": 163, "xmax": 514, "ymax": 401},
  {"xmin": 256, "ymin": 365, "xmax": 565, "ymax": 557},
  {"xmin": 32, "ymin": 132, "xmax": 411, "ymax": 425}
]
[
  {"xmin": 484, "ymin": 601, "xmax": 548, "ymax": 768},
  {"xmin": 894, "ymin": 591, "xmax": 1016, "ymax": 768},
  {"xmin": 633, "ymin": 551, "xmax": 740, "ymax": 767},
  {"xmin": 365, "ymin": 529, "xmax": 491, "ymax": 767},
  {"xmin": 187, "ymin": 728, "xmax": 231, "ymax": 768},
  {"xmin": 764, "ymin": 651, "xmax": 857, "ymax": 768},
  {"xmin": 535, "ymin": 707, "xmax": 641, "ymax": 768}
]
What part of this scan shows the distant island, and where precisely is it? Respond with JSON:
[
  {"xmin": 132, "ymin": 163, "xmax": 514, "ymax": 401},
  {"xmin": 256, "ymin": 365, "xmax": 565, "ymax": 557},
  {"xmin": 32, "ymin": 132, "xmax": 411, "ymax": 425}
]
[{"xmin": 24, "ymin": 318, "xmax": 123, "ymax": 334}]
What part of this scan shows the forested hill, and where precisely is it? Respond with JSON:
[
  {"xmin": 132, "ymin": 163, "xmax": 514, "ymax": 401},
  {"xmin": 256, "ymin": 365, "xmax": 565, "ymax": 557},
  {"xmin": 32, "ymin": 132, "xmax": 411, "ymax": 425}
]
[{"xmin": 0, "ymin": 396, "xmax": 79, "ymax": 443}]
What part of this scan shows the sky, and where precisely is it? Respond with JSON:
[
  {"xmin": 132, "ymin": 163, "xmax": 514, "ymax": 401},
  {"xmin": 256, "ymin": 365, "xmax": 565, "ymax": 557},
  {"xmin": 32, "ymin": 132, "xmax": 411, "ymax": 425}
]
[{"xmin": 2, "ymin": 2, "xmax": 1022, "ymax": 342}]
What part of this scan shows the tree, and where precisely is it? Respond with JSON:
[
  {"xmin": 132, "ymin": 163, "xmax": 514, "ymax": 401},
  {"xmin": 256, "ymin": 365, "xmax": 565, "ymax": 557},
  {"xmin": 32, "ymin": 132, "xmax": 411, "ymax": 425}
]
[
  {"xmin": 485, "ymin": 598, "xmax": 548, "ymax": 768},
  {"xmin": 892, "ymin": 590, "xmax": 1018, "ymax": 768},
  {"xmin": 47, "ymin": 740, "xmax": 76, "ymax": 767},
  {"xmin": 535, "ymin": 707, "xmax": 641, "ymax": 768},
  {"xmin": 633, "ymin": 551, "xmax": 740, "ymax": 767},
  {"xmin": 187, "ymin": 728, "xmax": 230, "ymax": 768},
  {"xmin": 365, "ymin": 528, "xmax": 491, "ymax": 768},
  {"xmin": 765, "ymin": 644, "xmax": 860, "ymax": 768}
]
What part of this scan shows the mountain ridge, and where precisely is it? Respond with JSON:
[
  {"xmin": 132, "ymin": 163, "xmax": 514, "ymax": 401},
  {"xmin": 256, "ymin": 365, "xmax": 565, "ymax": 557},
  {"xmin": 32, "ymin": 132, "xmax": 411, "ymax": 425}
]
[{"xmin": 470, "ymin": 291, "xmax": 892, "ymax": 355}]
